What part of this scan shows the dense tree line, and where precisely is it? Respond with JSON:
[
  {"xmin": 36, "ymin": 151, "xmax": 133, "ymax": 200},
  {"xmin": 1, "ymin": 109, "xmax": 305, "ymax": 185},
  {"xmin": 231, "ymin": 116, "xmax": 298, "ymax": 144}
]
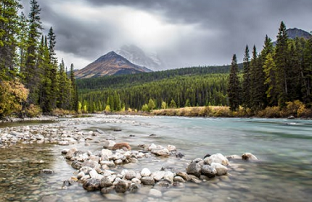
[
  {"xmin": 77, "ymin": 64, "xmax": 242, "ymax": 91},
  {"xmin": 78, "ymin": 74, "xmax": 228, "ymax": 112},
  {"xmin": 228, "ymin": 22, "xmax": 312, "ymax": 111},
  {"xmin": 0, "ymin": 0, "xmax": 77, "ymax": 117}
]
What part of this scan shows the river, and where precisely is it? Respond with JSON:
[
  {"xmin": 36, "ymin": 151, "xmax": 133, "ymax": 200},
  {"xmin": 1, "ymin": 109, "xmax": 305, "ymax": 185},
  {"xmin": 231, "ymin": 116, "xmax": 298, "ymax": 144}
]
[{"xmin": 0, "ymin": 115, "xmax": 311, "ymax": 202}]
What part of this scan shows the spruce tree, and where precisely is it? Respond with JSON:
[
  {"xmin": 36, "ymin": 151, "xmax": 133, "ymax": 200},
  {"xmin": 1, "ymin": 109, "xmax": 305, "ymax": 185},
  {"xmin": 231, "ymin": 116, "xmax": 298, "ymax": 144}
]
[
  {"xmin": 0, "ymin": 0, "xmax": 22, "ymax": 79},
  {"xmin": 70, "ymin": 63, "xmax": 78, "ymax": 111},
  {"xmin": 274, "ymin": 21, "xmax": 289, "ymax": 107},
  {"xmin": 302, "ymin": 38, "xmax": 312, "ymax": 106},
  {"xmin": 263, "ymin": 53, "xmax": 277, "ymax": 105},
  {"xmin": 242, "ymin": 45, "xmax": 251, "ymax": 109},
  {"xmin": 228, "ymin": 54, "xmax": 240, "ymax": 111},
  {"xmin": 24, "ymin": 0, "xmax": 42, "ymax": 104},
  {"xmin": 47, "ymin": 27, "xmax": 58, "ymax": 110}
]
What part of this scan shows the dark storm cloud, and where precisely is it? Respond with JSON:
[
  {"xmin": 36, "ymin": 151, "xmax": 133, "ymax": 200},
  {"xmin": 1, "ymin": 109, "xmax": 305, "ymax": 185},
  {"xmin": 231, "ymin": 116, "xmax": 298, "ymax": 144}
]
[{"xmin": 21, "ymin": 0, "xmax": 312, "ymax": 68}]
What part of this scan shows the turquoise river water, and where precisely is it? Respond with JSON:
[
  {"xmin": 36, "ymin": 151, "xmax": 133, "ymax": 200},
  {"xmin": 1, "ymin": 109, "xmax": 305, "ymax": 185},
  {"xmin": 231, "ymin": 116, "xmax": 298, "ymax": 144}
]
[{"xmin": 0, "ymin": 115, "xmax": 311, "ymax": 202}]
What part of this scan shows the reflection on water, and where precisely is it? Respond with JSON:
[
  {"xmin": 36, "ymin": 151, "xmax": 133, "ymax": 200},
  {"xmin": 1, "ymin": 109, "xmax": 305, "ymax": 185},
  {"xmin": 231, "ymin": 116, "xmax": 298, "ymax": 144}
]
[{"xmin": 0, "ymin": 116, "xmax": 312, "ymax": 201}]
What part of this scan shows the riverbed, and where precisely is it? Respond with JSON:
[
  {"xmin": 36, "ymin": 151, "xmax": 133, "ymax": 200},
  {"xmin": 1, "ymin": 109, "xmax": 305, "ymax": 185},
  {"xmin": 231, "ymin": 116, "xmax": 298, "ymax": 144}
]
[{"xmin": 0, "ymin": 115, "xmax": 311, "ymax": 202}]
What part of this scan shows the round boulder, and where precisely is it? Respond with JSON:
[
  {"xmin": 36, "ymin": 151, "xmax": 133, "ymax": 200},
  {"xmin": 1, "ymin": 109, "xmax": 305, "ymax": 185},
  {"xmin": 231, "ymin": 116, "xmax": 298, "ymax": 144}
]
[
  {"xmin": 242, "ymin": 153, "xmax": 258, "ymax": 160},
  {"xmin": 201, "ymin": 165, "xmax": 217, "ymax": 178},
  {"xmin": 204, "ymin": 153, "xmax": 229, "ymax": 166},
  {"xmin": 211, "ymin": 163, "xmax": 228, "ymax": 176},
  {"xmin": 186, "ymin": 162, "xmax": 201, "ymax": 178}
]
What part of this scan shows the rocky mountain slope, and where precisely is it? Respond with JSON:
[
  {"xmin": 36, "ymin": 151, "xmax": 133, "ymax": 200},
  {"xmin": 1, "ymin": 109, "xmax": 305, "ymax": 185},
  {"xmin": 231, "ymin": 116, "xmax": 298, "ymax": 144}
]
[
  {"xmin": 75, "ymin": 51, "xmax": 152, "ymax": 79},
  {"xmin": 286, "ymin": 28, "xmax": 311, "ymax": 39}
]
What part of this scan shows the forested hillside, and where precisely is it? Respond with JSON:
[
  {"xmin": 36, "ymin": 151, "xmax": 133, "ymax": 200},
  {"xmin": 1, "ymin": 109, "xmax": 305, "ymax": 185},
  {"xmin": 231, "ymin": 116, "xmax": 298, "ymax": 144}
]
[
  {"xmin": 77, "ymin": 66, "xmax": 232, "ymax": 112},
  {"xmin": 0, "ymin": 0, "xmax": 77, "ymax": 118},
  {"xmin": 77, "ymin": 64, "xmax": 238, "ymax": 91}
]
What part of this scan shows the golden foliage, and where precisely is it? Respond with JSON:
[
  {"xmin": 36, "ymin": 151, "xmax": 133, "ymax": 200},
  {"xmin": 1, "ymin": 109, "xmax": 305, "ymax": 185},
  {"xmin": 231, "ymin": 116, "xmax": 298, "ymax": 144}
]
[
  {"xmin": 25, "ymin": 104, "xmax": 42, "ymax": 117},
  {"xmin": 0, "ymin": 80, "xmax": 29, "ymax": 117}
]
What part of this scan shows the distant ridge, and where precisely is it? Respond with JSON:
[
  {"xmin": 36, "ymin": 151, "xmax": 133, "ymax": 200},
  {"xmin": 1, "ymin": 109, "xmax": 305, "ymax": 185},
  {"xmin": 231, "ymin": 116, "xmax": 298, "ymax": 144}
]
[
  {"xmin": 74, "ymin": 51, "xmax": 152, "ymax": 79},
  {"xmin": 273, "ymin": 28, "xmax": 311, "ymax": 46},
  {"xmin": 286, "ymin": 28, "xmax": 311, "ymax": 40}
]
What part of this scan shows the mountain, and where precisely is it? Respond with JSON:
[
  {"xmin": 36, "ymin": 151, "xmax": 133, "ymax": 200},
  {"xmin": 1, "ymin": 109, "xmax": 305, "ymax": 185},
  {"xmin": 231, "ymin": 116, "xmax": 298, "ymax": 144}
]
[
  {"xmin": 74, "ymin": 51, "xmax": 152, "ymax": 79},
  {"xmin": 286, "ymin": 28, "xmax": 311, "ymax": 39},
  {"xmin": 116, "ymin": 45, "xmax": 166, "ymax": 71},
  {"xmin": 273, "ymin": 28, "xmax": 311, "ymax": 46}
]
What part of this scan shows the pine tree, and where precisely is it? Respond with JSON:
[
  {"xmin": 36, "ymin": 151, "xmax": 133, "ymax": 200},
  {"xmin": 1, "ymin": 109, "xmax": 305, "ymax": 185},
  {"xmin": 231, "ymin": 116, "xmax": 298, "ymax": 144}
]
[
  {"xmin": 70, "ymin": 63, "xmax": 78, "ymax": 111},
  {"xmin": 47, "ymin": 27, "xmax": 58, "ymax": 110},
  {"xmin": 228, "ymin": 54, "xmax": 240, "ymax": 111},
  {"xmin": 24, "ymin": 0, "xmax": 42, "ymax": 104},
  {"xmin": 264, "ymin": 53, "xmax": 277, "ymax": 105},
  {"xmin": 0, "ymin": 0, "xmax": 22, "ymax": 79},
  {"xmin": 38, "ymin": 36, "xmax": 52, "ymax": 112},
  {"xmin": 242, "ymin": 45, "xmax": 251, "ymax": 109},
  {"xmin": 17, "ymin": 12, "xmax": 29, "ymax": 74},
  {"xmin": 302, "ymin": 38, "xmax": 312, "ymax": 106},
  {"xmin": 274, "ymin": 21, "xmax": 289, "ymax": 107}
]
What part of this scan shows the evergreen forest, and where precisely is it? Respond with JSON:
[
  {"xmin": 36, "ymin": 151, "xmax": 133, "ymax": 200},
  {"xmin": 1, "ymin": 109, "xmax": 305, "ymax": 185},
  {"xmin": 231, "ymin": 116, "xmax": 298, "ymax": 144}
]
[
  {"xmin": 0, "ymin": 0, "xmax": 77, "ymax": 118},
  {"xmin": 228, "ymin": 22, "xmax": 312, "ymax": 114}
]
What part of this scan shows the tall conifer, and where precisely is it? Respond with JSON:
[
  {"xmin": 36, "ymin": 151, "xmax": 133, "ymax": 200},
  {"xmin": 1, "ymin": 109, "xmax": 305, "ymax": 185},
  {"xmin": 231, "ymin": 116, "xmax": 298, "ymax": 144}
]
[{"xmin": 228, "ymin": 54, "xmax": 240, "ymax": 111}]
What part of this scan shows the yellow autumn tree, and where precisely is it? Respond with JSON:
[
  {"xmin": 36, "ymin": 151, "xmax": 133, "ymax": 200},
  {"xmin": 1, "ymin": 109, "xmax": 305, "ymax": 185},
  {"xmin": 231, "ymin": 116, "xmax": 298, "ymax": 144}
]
[{"xmin": 0, "ymin": 80, "xmax": 29, "ymax": 117}]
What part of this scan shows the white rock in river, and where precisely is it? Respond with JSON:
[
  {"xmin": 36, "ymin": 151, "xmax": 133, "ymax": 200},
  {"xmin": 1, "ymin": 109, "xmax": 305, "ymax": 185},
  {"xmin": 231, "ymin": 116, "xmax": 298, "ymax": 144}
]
[
  {"xmin": 163, "ymin": 171, "xmax": 175, "ymax": 183},
  {"xmin": 242, "ymin": 153, "xmax": 258, "ymax": 160},
  {"xmin": 211, "ymin": 163, "xmax": 228, "ymax": 176},
  {"xmin": 89, "ymin": 169, "xmax": 103, "ymax": 180},
  {"xmin": 167, "ymin": 145, "xmax": 177, "ymax": 152},
  {"xmin": 125, "ymin": 170, "xmax": 137, "ymax": 180},
  {"xmin": 141, "ymin": 168, "xmax": 151, "ymax": 177},
  {"xmin": 204, "ymin": 153, "xmax": 229, "ymax": 166},
  {"xmin": 152, "ymin": 171, "xmax": 166, "ymax": 181},
  {"xmin": 131, "ymin": 178, "xmax": 141, "ymax": 184},
  {"xmin": 226, "ymin": 155, "xmax": 242, "ymax": 160},
  {"xmin": 151, "ymin": 148, "xmax": 170, "ymax": 157},
  {"xmin": 148, "ymin": 143, "xmax": 157, "ymax": 151}
]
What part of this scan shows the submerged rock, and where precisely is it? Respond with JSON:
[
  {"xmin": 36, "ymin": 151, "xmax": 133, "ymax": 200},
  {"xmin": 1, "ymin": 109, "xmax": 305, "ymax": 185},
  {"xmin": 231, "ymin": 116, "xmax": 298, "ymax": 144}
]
[
  {"xmin": 40, "ymin": 169, "xmax": 54, "ymax": 174},
  {"xmin": 242, "ymin": 153, "xmax": 258, "ymax": 160},
  {"xmin": 176, "ymin": 152, "xmax": 185, "ymax": 158},
  {"xmin": 129, "ymin": 183, "xmax": 140, "ymax": 193},
  {"xmin": 149, "ymin": 189, "xmax": 162, "ymax": 197},
  {"xmin": 112, "ymin": 142, "xmax": 131, "ymax": 151}
]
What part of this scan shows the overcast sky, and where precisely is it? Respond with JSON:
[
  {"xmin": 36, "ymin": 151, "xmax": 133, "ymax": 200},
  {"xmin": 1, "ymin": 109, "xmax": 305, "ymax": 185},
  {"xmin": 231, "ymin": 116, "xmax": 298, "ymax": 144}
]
[{"xmin": 21, "ymin": 0, "xmax": 312, "ymax": 70}]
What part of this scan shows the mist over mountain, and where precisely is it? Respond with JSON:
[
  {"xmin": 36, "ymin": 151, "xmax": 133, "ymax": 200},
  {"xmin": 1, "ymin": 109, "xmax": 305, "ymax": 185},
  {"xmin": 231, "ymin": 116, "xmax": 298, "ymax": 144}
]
[
  {"xmin": 75, "ymin": 51, "xmax": 152, "ymax": 79},
  {"xmin": 116, "ymin": 45, "xmax": 167, "ymax": 71}
]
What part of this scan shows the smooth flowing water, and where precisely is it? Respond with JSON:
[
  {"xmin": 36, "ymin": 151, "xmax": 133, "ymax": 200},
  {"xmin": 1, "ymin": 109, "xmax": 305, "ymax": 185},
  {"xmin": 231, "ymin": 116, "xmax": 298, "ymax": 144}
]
[{"xmin": 0, "ymin": 115, "xmax": 312, "ymax": 202}]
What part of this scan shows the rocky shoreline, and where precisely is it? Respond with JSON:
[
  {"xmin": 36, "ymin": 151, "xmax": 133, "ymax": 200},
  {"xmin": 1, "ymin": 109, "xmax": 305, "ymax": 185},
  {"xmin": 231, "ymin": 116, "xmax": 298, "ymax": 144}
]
[
  {"xmin": 60, "ymin": 141, "xmax": 258, "ymax": 196},
  {"xmin": 0, "ymin": 115, "xmax": 258, "ymax": 200}
]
